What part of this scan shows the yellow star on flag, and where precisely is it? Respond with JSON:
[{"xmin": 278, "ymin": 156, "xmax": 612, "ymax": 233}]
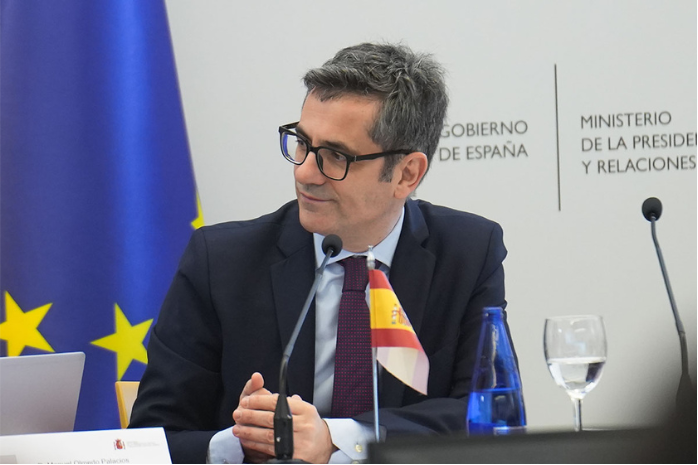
[
  {"xmin": 0, "ymin": 291, "xmax": 54, "ymax": 356},
  {"xmin": 191, "ymin": 191, "xmax": 204, "ymax": 230},
  {"xmin": 91, "ymin": 303, "xmax": 152, "ymax": 380}
]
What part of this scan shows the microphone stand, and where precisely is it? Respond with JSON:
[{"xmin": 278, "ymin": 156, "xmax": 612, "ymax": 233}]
[
  {"xmin": 648, "ymin": 216, "xmax": 692, "ymax": 406},
  {"xmin": 269, "ymin": 236, "xmax": 341, "ymax": 463}
]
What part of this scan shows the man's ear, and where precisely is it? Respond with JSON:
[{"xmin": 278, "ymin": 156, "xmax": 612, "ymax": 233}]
[{"xmin": 393, "ymin": 152, "xmax": 428, "ymax": 199}]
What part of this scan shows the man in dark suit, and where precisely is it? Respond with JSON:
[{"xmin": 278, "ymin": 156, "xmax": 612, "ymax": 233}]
[{"xmin": 129, "ymin": 42, "xmax": 510, "ymax": 463}]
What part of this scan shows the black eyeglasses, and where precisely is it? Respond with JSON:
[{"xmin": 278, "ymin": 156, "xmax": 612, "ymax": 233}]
[{"xmin": 278, "ymin": 122, "xmax": 409, "ymax": 181}]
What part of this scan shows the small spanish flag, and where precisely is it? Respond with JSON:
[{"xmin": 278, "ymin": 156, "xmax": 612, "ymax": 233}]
[{"xmin": 369, "ymin": 269, "xmax": 430, "ymax": 395}]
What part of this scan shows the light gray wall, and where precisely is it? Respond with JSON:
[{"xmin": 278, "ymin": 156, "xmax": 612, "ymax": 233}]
[{"xmin": 165, "ymin": 0, "xmax": 697, "ymax": 430}]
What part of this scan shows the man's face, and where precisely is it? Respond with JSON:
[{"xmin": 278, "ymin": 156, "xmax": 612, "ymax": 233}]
[{"xmin": 294, "ymin": 92, "xmax": 404, "ymax": 252}]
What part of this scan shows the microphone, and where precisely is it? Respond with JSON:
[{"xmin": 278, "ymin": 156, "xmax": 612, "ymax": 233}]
[
  {"xmin": 642, "ymin": 197, "xmax": 662, "ymax": 221},
  {"xmin": 641, "ymin": 197, "xmax": 691, "ymax": 406},
  {"xmin": 271, "ymin": 234, "xmax": 342, "ymax": 463}
]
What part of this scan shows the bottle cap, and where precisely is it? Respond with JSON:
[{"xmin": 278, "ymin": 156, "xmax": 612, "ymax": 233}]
[{"xmin": 483, "ymin": 306, "xmax": 503, "ymax": 315}]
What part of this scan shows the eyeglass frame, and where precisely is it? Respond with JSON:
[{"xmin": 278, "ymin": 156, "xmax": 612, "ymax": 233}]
[{"xmin": 278, "ymin": 122, "xmax": 411, "ymax": 181}]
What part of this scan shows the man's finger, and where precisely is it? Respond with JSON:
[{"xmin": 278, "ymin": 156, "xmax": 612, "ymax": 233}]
[
  {"xmin": 234, "ymin": 406, "xmax": 274, "ymax": 428},
  {"xmin": 233, "ymin": 424, "xmax": 275, "ymax": 445},
  {"xmin": 240, "ymin": 372, "xmax": 265, "ymax": 399},
  {"xmin": 243, "ymin": 392, "xmax": 278, "ymax": 411},
  {"xmin": 287, "ymin": 395, "xmax": 314, "ymax": 415},
  {"xmin": 250, "ymin": 387, "xmax": 272, "ymax": 397}
]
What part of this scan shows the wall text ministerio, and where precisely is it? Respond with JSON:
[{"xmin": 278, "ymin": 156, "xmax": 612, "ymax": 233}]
[{"xmin": 580, "ymin": 111, "xmax": 696, "ymax": 175}]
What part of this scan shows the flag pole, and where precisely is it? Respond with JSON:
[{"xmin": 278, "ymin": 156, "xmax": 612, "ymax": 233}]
[
  {"xmin": 366, "ymin": 246, "xmax": 381, "ymax": 443},
  {"xmin": 371, "ymin": 346, "xmax": 380, "ymax": 443}
]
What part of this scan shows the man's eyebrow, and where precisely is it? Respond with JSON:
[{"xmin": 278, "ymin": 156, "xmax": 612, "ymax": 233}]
[{"xmin": 295, "ymin": 124, "xmax": 355, "ymax": 155}]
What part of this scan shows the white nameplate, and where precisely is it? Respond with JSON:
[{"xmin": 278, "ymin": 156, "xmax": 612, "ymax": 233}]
[{"xmin": 0, "ymin": 427, "xmax": 171, "ymax": 464}]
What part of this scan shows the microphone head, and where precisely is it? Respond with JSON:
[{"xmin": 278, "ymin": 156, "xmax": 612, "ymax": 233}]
[
  {"xmin": 642, "ymin": 197, "xmax": 662, "ymax": 221},
  {"xmin": 321, "ymin": 234, "xmax": 342, "ymax": 257}
]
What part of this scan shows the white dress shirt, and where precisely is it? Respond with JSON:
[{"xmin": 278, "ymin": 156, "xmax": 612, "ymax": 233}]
[{"xmin": 207, "ymin": 209, "xmax": 405, "ymax": 464}]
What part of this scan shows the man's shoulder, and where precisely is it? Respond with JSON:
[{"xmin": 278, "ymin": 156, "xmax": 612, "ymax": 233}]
[
  {"xmin": 192, "ymin": 200, "xmax": 303, "ymax": 248},
  {"xmin": 405, "ymin": 199, "xmax": 506, "ymax": 261},
  {"xmin": 201, "ymin": 200, "xmax": 299, "ymax": 232},
  {"xmin": 410, "ymin": 198, "xmax": 501, "ymax": 231}
]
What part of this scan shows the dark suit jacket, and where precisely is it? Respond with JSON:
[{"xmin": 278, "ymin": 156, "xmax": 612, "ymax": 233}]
[{"xmin": 129, "ymin": 198, "xmax": 509, "ymax": 463}]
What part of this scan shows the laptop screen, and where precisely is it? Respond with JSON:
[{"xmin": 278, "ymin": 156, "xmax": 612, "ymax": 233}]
[{"xmin": 0, "ymin": 352, "xmax": 85, "ymax": 435}]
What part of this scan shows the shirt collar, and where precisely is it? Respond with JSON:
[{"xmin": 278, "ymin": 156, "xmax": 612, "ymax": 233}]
[{"xmin": 313, "ymin": 207, "xmax": 405, "ymax": 269}]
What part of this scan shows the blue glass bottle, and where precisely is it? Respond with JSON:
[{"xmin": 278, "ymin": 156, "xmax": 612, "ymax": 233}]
[{"xmin": 466, "ymin": 307, "xmax": 526, "ymax": 435}]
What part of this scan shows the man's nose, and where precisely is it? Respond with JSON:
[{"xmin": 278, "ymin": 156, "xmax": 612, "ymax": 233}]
[{"xmin": 294, "ymin": 151, "xmax": 326, "ymax": 184}]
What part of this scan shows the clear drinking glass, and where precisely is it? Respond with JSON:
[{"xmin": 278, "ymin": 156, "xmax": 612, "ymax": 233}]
[{"xmin": 544, "ymin": 315, "xmax": 607, "ymax": 432}]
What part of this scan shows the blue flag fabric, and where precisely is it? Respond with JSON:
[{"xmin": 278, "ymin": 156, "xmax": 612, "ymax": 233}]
[{"xmin": 0, "ymin": 0, "xmax": 199, "ymax": 430}]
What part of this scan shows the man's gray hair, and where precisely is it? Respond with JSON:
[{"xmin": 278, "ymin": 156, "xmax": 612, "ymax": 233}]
[{"xmin": 302, "ymin": 42, "xmax": 448, "ymax": 181}]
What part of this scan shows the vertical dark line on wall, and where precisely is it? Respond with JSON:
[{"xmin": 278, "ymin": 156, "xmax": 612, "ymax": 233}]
[{"xmin": 554, "ymin": 64, "xmax": 561, "ymax": 211}]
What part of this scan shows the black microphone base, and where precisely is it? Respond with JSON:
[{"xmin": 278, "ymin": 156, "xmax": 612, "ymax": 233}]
[{"xmin": 266, "ymin": 459, "xmax": 307, "ymax": 464}]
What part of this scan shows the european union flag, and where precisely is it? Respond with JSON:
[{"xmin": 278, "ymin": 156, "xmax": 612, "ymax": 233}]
[{"xmin": 0, "ymin": 0, "xmax": 200, "ymax": 431}]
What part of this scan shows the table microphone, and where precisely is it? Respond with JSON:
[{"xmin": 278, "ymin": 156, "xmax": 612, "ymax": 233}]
[
  {"xmin": 641, "ymin": 197, "xmax": 692, "ymax": 406},
  {"xmin": 270, "ymin": 234, "xmax": 342, "ymax": 463}
]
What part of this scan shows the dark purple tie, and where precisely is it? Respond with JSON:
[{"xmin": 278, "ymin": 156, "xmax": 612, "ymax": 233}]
[{"xmin": 330, "ymin": 256, "xmax": 373, "ymax": 418}]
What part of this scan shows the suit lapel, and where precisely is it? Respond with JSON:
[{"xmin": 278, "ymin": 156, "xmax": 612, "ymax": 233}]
[
  {"xmin": 391, "ymin": 200, "xmax": 434, "ymax": 339},
  {"xmin": 380, "ymin": 199, "xmax": 435, "ymax": 406},
  {"xmin": 270, "ymin": 205, "xmax": 316, "ymax": 402}
]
